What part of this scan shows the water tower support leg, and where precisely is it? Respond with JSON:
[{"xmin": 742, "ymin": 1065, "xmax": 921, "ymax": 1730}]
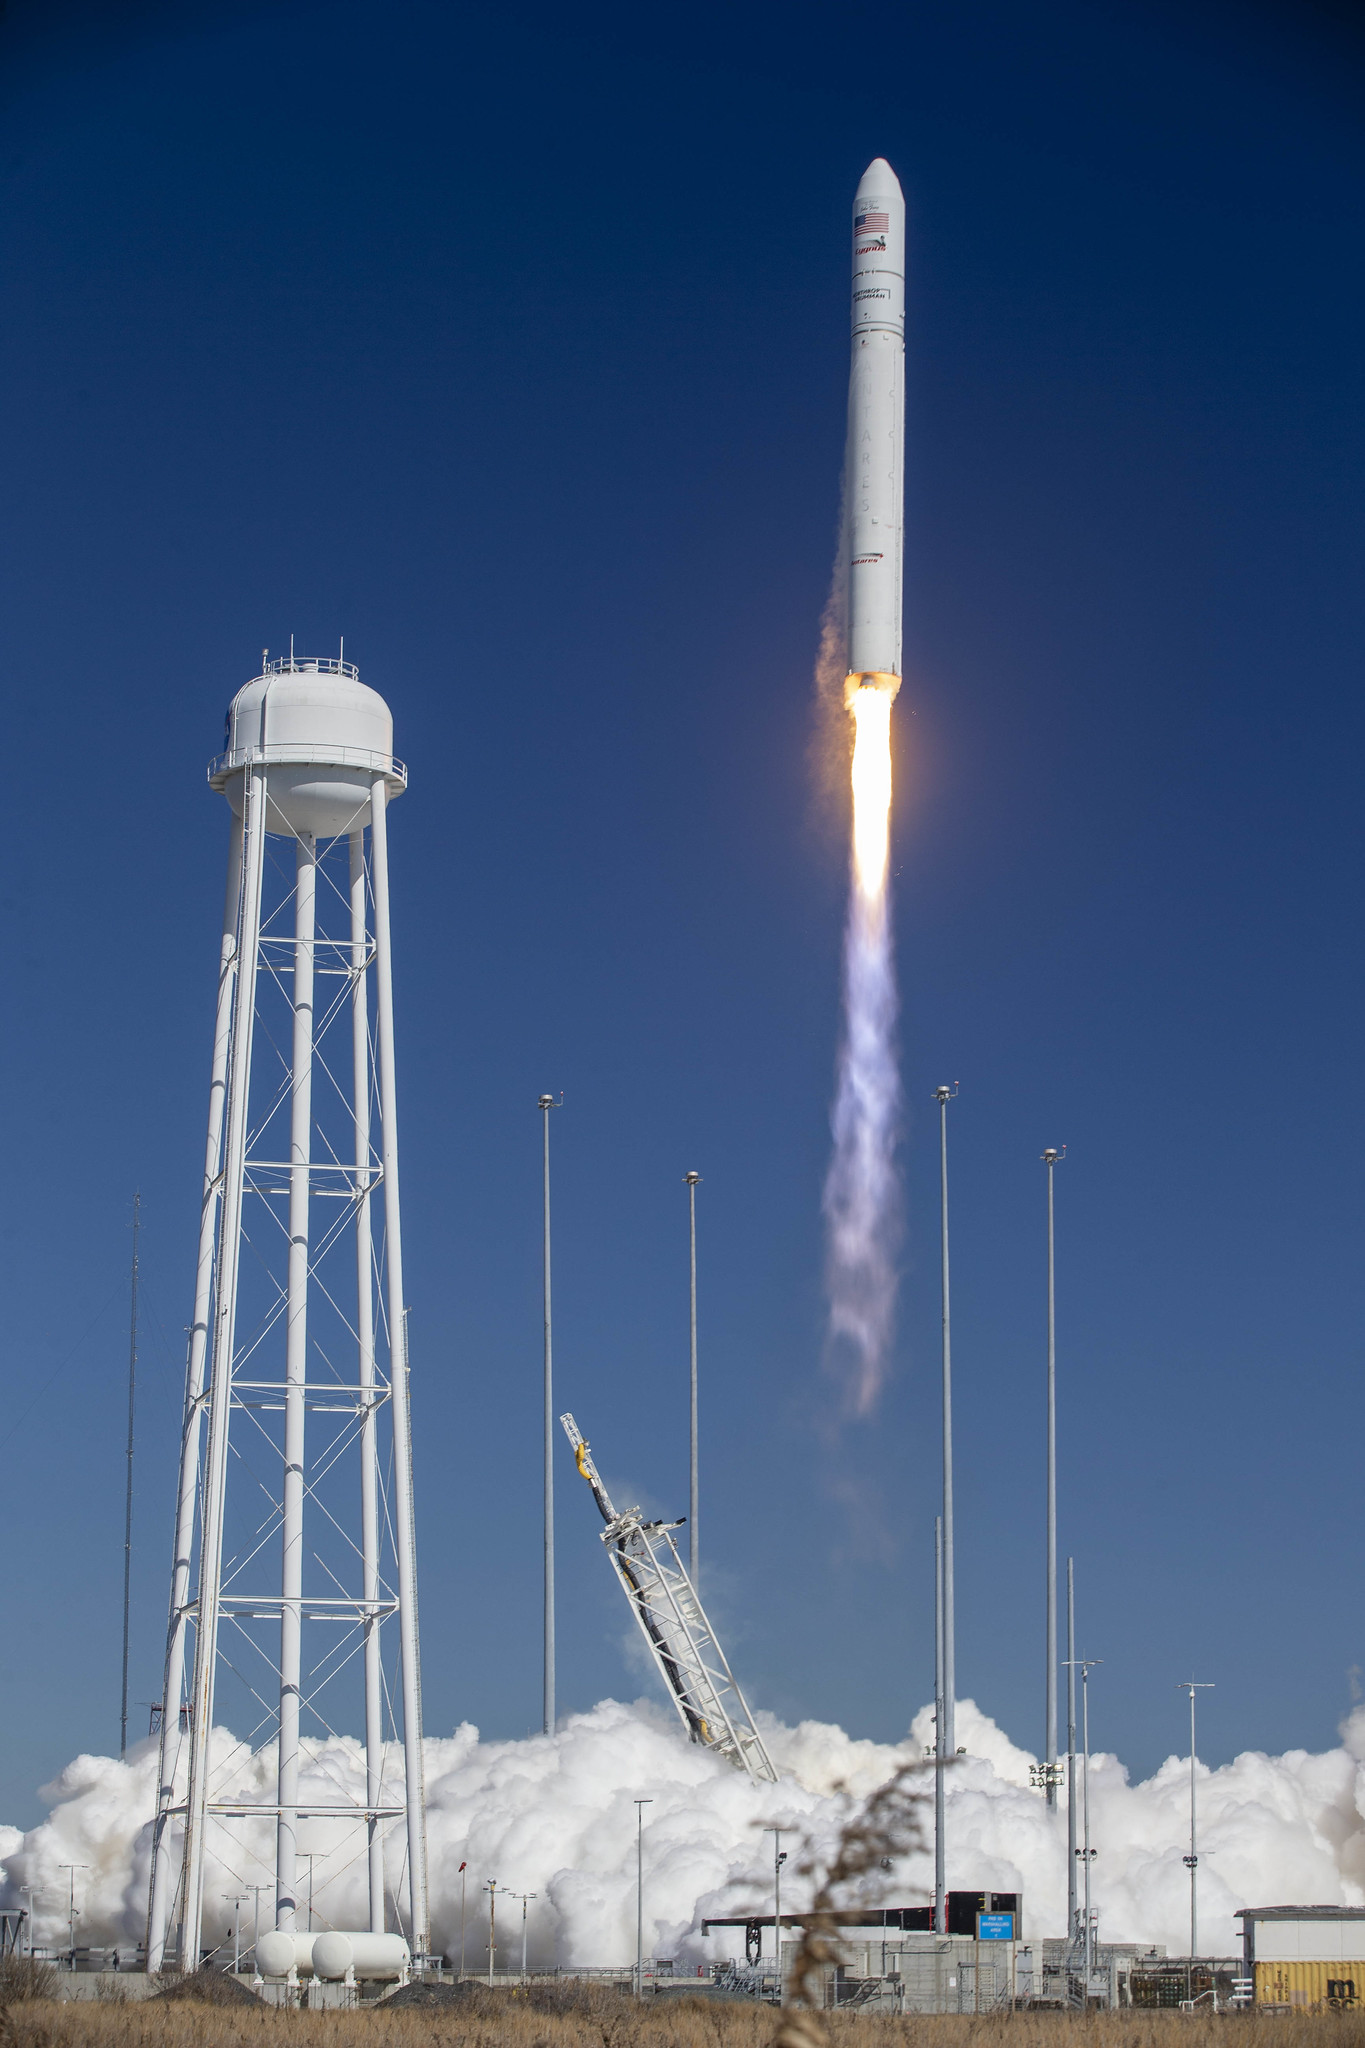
[
  {"xmin": 350, "ymin": 829, "xmax": 385, "ymax": 1934},
  {"xmin": 147, "ymin": 814, "xmax": 242, "ymax": 1970},
  {"xmin": 276, "ymin": 833, "xmax": 317, "ymax": 1934},
  {"xmin": 179, "ymin": 767, "xmax": 267, "ymax": 1968},
  {"xmin": 370, "ymin": 776, "xmax": 428, "ymax": 1958}
]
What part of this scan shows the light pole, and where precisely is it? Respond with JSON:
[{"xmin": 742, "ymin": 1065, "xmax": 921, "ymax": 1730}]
[
  {"xmin": 764, "ymin": 1827, "xmax": 787, "ymax": 1991},
  {"xmin": 935, "ymin": 1087, "xmax": 956, "ymax": 1759},
  {"xmin": 227, "ymin": 1895, "xmax": 246, "ymax": 1975},
  {"xmin": 540, "ymin": 1094, "xmax": 561, "ymax": 1735},
  {"xmin": 1179, "ymin": 1680, "xmax": 1214, "ymax": 1965},
  {"xmin": 1066, "ymin": 1558, "xmax": 1077, "ymax": 1941},
  {"xmin": 634, "ymin": 1799, "xmax": 653, "ymax": 1997},
  {"xmin": 934, "ymin": 1517, "xmax": 946, "ymax": 1935},
  {"xmin": 511, "ymin": 1892, "xmax": 538, "ymax": 1979},
  {"xmin": 1041, "ymin": 1146, "xmax": 1064, "ymax": 1808},
  {"xmin": 485, "ymin": 1879, "xmax": 513, "ymax": 1986},
  {"xmin": 685, "ymin": 1172, "xmax": 701, "ymax": 1588},
  {"xmin": 59, "ymin": 1865, "xmax": 88, "ymax": 1967},
  {"xmin": 459, "ymin": 1861, "xmax": 468, "ymax": 1976},
  {"xmin": 18, "ymin": 1885, "xmax": 41, "ymax": 1958},
  {"xmin": 249, "ymin": 1885, "xmax": 269, "ymax": 1969},
  {"xmin": 120, "ymin": 1191, "xmax": 140, "ymax": 1759}
]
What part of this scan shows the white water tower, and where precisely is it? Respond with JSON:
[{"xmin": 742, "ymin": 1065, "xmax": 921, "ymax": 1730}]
[{"xmin": 145, "ymin": 654, "xmax": 428, "ymax": 1971}]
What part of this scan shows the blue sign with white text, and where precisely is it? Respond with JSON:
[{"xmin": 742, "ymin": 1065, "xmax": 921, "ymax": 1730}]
[{"xmin": 976, "ymin": 1913, "xmax": 1015, "ymax": 1941}]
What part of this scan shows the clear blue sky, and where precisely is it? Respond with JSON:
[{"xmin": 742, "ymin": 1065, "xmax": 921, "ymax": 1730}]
[{"xmin": 1, "ymin": 0, "xmax": 1362, "ymax": 1829}]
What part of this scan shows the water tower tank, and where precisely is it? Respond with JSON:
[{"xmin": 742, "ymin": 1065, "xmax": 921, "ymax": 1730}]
[{"xmin": 209, "ymin": 656, "xmax": 406, "ymax": 836}]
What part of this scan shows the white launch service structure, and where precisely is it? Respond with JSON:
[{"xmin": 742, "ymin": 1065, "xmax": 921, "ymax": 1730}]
[{"xmin": 146, "ymin": 656, "xmax": 428, "ymax": 1972}]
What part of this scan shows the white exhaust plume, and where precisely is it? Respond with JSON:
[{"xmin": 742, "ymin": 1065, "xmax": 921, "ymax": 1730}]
[
  {"xmin": 6, "ymin": 1698, "xmax": 1365, "ymax": 1965},
  {"xmin": 822, "ymin": 681, "xmax": 903, "ymax": 1415}
]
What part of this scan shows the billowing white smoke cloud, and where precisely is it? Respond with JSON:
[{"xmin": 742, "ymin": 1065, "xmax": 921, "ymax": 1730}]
[{"xmin": 6, "ymin": 1698, "xmax": 1365, "ymax": 1966}]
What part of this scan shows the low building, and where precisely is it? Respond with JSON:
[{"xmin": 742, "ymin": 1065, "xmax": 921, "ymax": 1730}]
[
  {"xmin": 701, "ymin": 1898, "xmax": 1025, "ymax": 2014},
  {"xmin": 1237, "ymin": 1906, "xmax": 1365, "ymax": 2010}
]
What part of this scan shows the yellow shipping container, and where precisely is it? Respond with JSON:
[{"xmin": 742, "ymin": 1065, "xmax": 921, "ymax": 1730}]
[{"xmin": 1255, "ymin": 1961, "xmax": 1365, "ymax": 2010}]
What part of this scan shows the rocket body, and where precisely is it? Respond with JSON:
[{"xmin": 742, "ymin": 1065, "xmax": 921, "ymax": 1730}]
[{"xmin": 845, "ymin": 158, "xmax": 906, "ymax": 694}]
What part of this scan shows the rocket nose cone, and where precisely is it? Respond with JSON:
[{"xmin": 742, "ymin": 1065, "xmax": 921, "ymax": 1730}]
[{"xmin": 855, "ymin": 157, "xmax": 903, "ymax": 203}]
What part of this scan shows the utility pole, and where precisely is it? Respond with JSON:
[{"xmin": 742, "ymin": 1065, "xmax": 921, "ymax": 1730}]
[
  {"xmin": 934, "ymin": 1517, "xmax": 946, "ymax": 1935},
  {"xmin": 249, "ymin": 1885, "xmax": 269, "ymax": 1969},
  {"xmin": 539, "ymin": 1095, "xmax": 561, "ymax": 1736},
  {"xmin": 228, "ymin": 1895, "xmax": 246, "ymax": 1975},
  {"xmin": 120, "ymin": 1192, "xmax": 140, "ymax": 1757},
  {"xmin": 512, "ymin": 1892, "xmax": 537, "ymax": 1979},
  {"xmin": 18, "ymin": 1886, "xmax": 40, "ymax": 1958},
  {"xmin": 1179, "ymin": 1680, "xmax": 1214, "ymax": 1966},
  {"xmin": 59, "ymin": 1865, "xmax": 88, "ymax": 1967},
  {"xmin": 635, "ymin": 1799, "xmax": 653, "ymax": 1997},
  {"xmin": 1066, "ymin": 1558, "xmax": 1077, "ymax": 1940},
  {"xmin": 458, "ymin": 1861, "xmax": 467, "ymax": 1976},
  {"xmin": 765, "ymin": 1827, "xmax": 787, "ymax": 1990},
  {"xmin": 485, "ymin": 1879, "xmax": 512, "ymax": 1987},
  {"xmin": 935, "ymin": 1088, "xmax": 956, "ymax": 1757},
  {"xmin": 1042, "ymin": 1146, "xmax": 1064, "ymax": 1807},
  {"xmin": 685, "ymin": 1172, "xmax": 701, "ymax": 1588}
]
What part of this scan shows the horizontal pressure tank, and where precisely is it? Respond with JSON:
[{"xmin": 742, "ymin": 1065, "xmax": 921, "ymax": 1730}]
[
  {"xmin": 311, "ymin": 1931, "xmax": 411, "ymax": 1982},
  {"xmin": 208, "ymin": 657, "xmax": 406, "ymax": 838},
  {"xmin": 254, "ymin": 1930, "xmax": 317, "ymax": 1978}
]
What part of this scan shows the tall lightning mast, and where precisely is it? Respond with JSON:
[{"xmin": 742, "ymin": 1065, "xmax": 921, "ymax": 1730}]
[
  {"xmin": 146, "ymin": 654, "xmax": 428, "ymax": 1972},
  {"xmin": 1042, "ymin": 1146, "xmax": 1064, "ymax": 1808},
  {"xmin": 120, "ymin": 1192, "xmax": 140, "ymax": 1759}
]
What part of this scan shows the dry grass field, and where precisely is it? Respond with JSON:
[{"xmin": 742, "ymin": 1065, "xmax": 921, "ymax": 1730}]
[{"xmin": 3, "ymin": 1968, "xmax": 1365, "ymax": 2048}]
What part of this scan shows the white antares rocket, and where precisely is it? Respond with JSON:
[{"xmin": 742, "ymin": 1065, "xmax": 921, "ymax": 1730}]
[{"xmin": 846, "ymin": 158, "xmax": 906, "ymax": 702}]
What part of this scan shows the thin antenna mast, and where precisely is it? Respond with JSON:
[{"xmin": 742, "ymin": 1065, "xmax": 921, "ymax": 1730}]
[
  {"xmin": 1066, "ymin": 1556, "xmax": 1077, "ymax": 1938},
  {"xmin": 934, "ymin": 1515, "xmax": 946, "ymax": 1933},
  {"xmin": 935, "ymin": 1085, "xmax": 957, "ymax": 1753},
  {"xmin": 540, "ymin": 1094, "xmax": 562, "ymax": 1736},
  {"xmin": 1178, "ymin": 1678, "xmax": 1215, "ymax": 1965},
  {"xmin": 120, "ymin": 1192, "xmax": 140, "ymax": 1757},
  {"xmin": 685, "ymin": 1172, "xmax": 701, "ymax": 1589},
  {"xmin": 1042, "ymin": 1145, "xmax": 1065, "ymax": 1808}
]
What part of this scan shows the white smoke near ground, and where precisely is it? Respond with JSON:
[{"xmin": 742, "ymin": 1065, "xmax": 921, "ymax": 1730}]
[{"xmin": 7, "ymin": 1697, "xmax": 1365, "ymax": 1968}]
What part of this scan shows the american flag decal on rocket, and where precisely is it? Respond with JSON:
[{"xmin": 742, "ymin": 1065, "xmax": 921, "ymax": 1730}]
[{"xmin": 855, "ymin": 211, "xmax": 889, "ymax": 234}]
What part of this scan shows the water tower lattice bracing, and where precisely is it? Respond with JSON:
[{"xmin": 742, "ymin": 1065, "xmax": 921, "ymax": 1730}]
[{"xmin": 145, "ymin": 657, "xmax": 428, "ymax": 1972}]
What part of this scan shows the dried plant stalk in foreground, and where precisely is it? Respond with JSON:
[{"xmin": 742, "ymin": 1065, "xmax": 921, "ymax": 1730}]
[{"xmin": 773, "ymin": 1758, "xmax": 930, "ymax": 2048}]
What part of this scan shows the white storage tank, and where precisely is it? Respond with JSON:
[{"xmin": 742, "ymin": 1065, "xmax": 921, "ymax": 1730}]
[
  {"xmin": 311, "ymin": 1931, "xmax": 411, "ymax": 1983},
  {"xmin": 209, "ymin": 656, "xmax": 406, "ymax": 837},
  {"xmin": 255, "ymin": 1930, "xmax": 318, "ymax": 1979}
]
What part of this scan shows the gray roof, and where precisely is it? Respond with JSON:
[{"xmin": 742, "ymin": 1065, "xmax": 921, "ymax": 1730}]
[{"xmin": 1235, "ymin": 1907, "xmax": 1365, "ymax": 1921}]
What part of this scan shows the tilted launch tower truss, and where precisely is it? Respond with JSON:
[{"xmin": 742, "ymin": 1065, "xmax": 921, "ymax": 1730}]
[{"xmin": 560, "ymin": 1413, "xmax": 776, "ymax": 1783}]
